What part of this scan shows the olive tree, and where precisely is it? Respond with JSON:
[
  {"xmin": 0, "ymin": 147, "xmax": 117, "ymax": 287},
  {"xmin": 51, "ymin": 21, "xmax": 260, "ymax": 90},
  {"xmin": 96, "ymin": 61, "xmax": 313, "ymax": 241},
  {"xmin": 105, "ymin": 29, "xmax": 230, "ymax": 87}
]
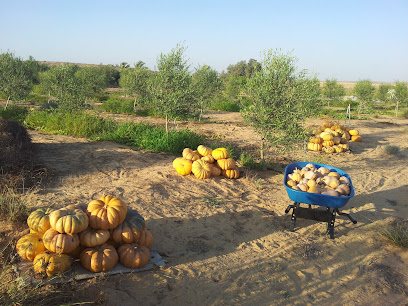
[
  {"xmin": 119, "ymin": 66, "xmax": 152, "ymax": 110},
  {"xmin": 395, "ymin": 81, "xmax": 408, "ymax": 107},
  {"xmin": 151, "ymin": 43, "xmax": 196, "ymax": 133},
  {"xmin": 376, "ymin": 84, "xmax": 393, "ymax": 103},
  {"xmin": 192, "ymin": 64, "xmax": 221, "ymax": 120},
  {"xmin": 242, "ymin": 49, "xmax": 321, "ymax": 163},
  {"xmin": 0, "ymin": 52, "xmax": 33, "ymax": 107},
  {"xmin": 353, "ymin": 80, "xmax": 375, "ymax": 116},
  {"xmin": 75, "ymin": 66, "xmax": 109, "ymax": 101},
  {"xmin": 322, "ymin": 79, "xmax": 346, "ymax": 106}
]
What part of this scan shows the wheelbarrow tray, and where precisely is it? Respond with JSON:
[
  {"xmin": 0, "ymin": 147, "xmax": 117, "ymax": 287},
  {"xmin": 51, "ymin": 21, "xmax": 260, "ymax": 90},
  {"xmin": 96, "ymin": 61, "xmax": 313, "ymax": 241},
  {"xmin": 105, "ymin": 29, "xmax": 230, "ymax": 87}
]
[{"xmin": 284, "ymin": 162, "xmax": 355, "ymax": 208}]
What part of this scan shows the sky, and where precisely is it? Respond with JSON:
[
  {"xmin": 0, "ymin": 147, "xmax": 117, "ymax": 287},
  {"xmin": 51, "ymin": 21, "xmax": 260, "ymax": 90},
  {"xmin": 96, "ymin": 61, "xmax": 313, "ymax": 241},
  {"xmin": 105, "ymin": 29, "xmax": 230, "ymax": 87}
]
[{"xmin": 1, "ymin": 0, "xmax": 407, "ymax": 82}]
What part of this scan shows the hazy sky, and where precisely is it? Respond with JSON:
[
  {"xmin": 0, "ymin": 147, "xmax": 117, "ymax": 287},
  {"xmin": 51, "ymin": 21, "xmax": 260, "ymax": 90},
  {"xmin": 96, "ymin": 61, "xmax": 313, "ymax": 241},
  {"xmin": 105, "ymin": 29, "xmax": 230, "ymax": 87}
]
[{"xmin": 1, "ymin": 0, "xmax": 407, "ymax": 82}]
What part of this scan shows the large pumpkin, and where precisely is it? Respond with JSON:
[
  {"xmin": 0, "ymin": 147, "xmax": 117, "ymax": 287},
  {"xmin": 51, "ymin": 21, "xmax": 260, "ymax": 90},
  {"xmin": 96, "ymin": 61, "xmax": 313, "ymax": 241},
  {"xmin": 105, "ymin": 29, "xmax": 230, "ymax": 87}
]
[
  {"xmin": 309, "ymin": 136, "xmax": 323, "ymax": 144},
  {"xmin": 216, "ymin": 158, "xmax": 236, "ymax": 170},
  {"xmin": 322, "ymin": 140, "xmax": 334, "ymax": 147},
  {"xmin": 49, "ymin": 207, "xmax": 89, "ymax": 234},
  {"xmin": 174, "ymin": 158, "xmax": 193, "ymax": 176},
  {"xmin": 87, "ymin": 196, "xmax": 127, "ymax": 230},
  {"xmin": 320, "ymin": 132, "xmax": 334, "ymax": 141},
  {"xmin": 307, "ymin": 142, "xmax": 322, "ymax": 151},
  {"xmin": 43, "ymin": 228, "xmax": 80, "ymax": 254},
  {"xmin": 191, "ymin": 160, "xmax": 212, "ymax": 179},
  {"xmin": 27, "ymin": 208, "xmax": 54, "ymax": 236},
  {"xmin": 118, "ymin": 243, "xmax": 150, "ymax": 269},
  {"xmin": 222, "ymin": 168, "xmax": 240, "ymax": 179},
  {"xmin": 79, "ymin": 227, "xmax": 110, "ymax": 247},
  {"xmin": 172, "ymin": 157, "xmax": 184, "ymax": 168},
  {"xmin": 349, "ymin": 129, "xmax": 359, "ymax": 136},
  {"xmin": 80, "ymin": 243, "xmax": 118, "ymax": 273},
  {"xmin": 209, "ymin": 164, "xmax": 222, "ymax": 177},
  {"xmin": 33, "ymin": 251, "xmax": 72, "ymax": 277},
  {"xmin": 110, "ymin": 210, "xmax": 146, "ymax": 244},
  {"xmin": 197, "ymin": 145, "xmax": 212, "ymax": 157},
  {"xmin": 16, "ymin": 233, "xmax": 46, "ymax": 261},
  {"xmin": 212, "ymin": 148, "xmax": 229, "ymax": 160},
  {"xmin": 351, "ymin": 135, "xmax": 362, "ymax": 142},
  {"xmin": 138, "ymin": 230, "xmax": 153, "ymax": 248}
]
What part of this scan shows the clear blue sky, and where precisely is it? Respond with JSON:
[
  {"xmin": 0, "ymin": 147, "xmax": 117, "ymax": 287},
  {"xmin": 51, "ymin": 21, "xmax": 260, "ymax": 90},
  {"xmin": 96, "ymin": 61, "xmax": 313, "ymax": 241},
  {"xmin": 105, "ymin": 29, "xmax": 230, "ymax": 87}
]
[{"xmin": 1, "ymin": 0, "xmax": 407, "ymax": 82}]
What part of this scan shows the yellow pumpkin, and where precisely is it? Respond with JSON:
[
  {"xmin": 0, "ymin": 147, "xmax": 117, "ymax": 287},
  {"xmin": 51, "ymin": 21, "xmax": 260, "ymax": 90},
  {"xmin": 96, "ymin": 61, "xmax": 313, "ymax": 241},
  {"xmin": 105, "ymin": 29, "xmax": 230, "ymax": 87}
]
[
  {"xmin": 172, "ymin": 157, "xmax": 184, "ymax": 168},
  {"xmin": 27, "ymin": 208, "xmax": 54, "ymax": 236},
  {"xmin": 332, "ymin": 145, "xmax": 343, "ymax": 153},
  {"xmin": 307, "ymin": 142, "xmax": 322, "ymax": 151},
  {"xmin": 351, "ymin": 135, "xmax": 362, "ymax": 142},
  {"xmin": 286, "ymin": 180, "xmax": 297, "ymax": 187},
  {"xmin": 174, "ymin": 158, "xmax": 193, "ymax": 175},
  {"xmin": 216, "ymin": 158, "xmax": 236, "ymax": 170},
  {"xmin": 339, "ymin": 143, "xmax": 349, "ymax": 151},
  {"xmin": 322, "ymin": 140, "xmax": 334, "ymax": 147},
  {"xmin": 33, "ymin": 251, "xmax": 72, "ymax": 276},
  {"xmin": 80, "ymin": 243, "xmax": 118, "ymax": 273},
  {"xmin": 201, "ymin": 155, "xmax": 215, "ymax": 163},
  {"xmin": 320, "ymin": 132, "xmax": 333, "ymax": 141},
  {"xmin": 222, "ymin": 168, "xmax": 240, "ymax": 179},
  {"xmin": 307, "ymin": 186, "xmax": 319, "ymax": 194},
  {"xmin": 322, "ymin": 121, "xmax": 334, "ymax": 128},
  {"xmin": 16, "ymin": 233, "xmax": 46, "ymax": 261},
  {"xmin": 191, "ymin": 160, "xmax": 212, "ymax": 179},
  {"xmin": 43, "ymin": 228, "xmax": 80, "ymax": 254},
  {"xmin": 182, "ymin": 148, "xmax": 193, "ymax": 158},
  {"xmin": 79, "ymin": 227, "xmax": 110, "ymax": 247},
  {"xmin": 323, "ymin": 146, "xmax": 335, "ymax": 154},
  {"xmin": 212, "ymin": 148, "xmax": 229, "ymax": 160},
  {"xmin": 49, "ymin": 207, "xmax": 89, "ymax": 234},
  {"xmin": 197, "ymin": 145, "xmax": 212, "ymax": 157},
  {"xmin": 184, "ymin": 150, "xmax": 200, "ymax": 161},
  {"xmin": 87, "ymin": 196, "xmax": 128, "ymax": 230},
  {"xmin": 209, "ymin": 164, "xmax": 222, "ymax": 177},
  {"xmin": 309, "ymin": 136, "xmax": 323, "ymax": 144},
  {"xmin": 349, "ymin": 130, "xmax": 359, "ymax": 136}
]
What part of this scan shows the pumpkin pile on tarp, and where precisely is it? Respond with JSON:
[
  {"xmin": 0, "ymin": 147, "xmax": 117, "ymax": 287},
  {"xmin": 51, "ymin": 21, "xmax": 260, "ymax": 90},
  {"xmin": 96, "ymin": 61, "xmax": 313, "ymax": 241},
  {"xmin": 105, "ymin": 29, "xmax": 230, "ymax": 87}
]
[
  {"xmin": 173, "ymin": 145, "xmax": 240, "ymax": 179},
  {"xmin": 286, "ymin": 163, "xmax": 351, "ymax": 196},
  {"xmin": 16, "ymin": 196, "xmax": 153, "ymax": 277},
  {"xmin": 308, "ymin": 121, "xmax": 362, "ymax": 153}
]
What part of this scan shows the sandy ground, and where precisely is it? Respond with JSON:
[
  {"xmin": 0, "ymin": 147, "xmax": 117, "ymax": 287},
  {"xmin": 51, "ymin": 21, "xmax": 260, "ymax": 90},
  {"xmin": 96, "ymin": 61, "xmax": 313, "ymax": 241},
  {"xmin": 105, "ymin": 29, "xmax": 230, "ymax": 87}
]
[{"xmin": 3, "ymin": 111, "xmax": 408, "ymax": 305}]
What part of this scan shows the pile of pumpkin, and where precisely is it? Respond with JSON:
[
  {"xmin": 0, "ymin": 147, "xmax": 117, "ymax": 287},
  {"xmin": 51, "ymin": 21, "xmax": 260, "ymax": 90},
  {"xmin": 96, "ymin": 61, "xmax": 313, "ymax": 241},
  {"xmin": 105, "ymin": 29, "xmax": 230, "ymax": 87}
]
[
  {"xmin": 286, "ymin": 163, "xmax": 351, "ymax": 197},
  {"xmin": 16, "ymin": 195, "xmax": 153, "ymax": 277},
  {"xmin": 173, "ymin": 145, "xmax": 239, "ymax": 179},
  {"xmin": 308, "ymin": 121, "xmax": 362, "ymax": 153}
]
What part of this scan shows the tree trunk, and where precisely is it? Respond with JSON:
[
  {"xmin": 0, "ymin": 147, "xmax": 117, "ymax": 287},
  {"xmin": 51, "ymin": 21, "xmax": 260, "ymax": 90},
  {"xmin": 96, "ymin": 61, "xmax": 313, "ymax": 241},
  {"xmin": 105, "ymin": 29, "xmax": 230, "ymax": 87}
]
[
  {"xmin": 5, "ymin": 96, "xmax": 10, "ymax": 109},
  {"xmin": 165, "ymin": 114, "xmax": 169, "ymax": 137},
  {"xmin": 173, "ymin": 118, "xmax": 176, "ymax": 131},
  {"xmin": 134, "ymin": 98, "xmax": 137, "ymax": 113},
  {"xmin": 260, "ymin": 138, "xmax": 266, "ymax": 170},
  {"xmin": 395, "ymin": 101, "xmax": 399, "ymax": 124}
]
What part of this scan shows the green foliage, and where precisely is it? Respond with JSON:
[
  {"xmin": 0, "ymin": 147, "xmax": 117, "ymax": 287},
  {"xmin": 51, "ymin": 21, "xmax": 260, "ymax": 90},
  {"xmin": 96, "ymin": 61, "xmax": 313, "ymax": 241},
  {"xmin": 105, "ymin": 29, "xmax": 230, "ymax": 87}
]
[
  {"xmin": 24, "ymin": 110, "xmax": 204, "ymax": 154},
  {"xmin": 380, "ymin": 221, "xmax": 408, "ymax": 248},
  {"xmin": 0, "ymin": 52, "xmax": 34, "ymax": 103},
  {"xmin": 99, "ymin": 97, "xmax": 135, "ymax": 114},
  {"xmin": 221, "ymin": 59, "xmax": 261, "ymax": 80},
  {"xmin": 0, "ymin": 105, "xmax": 29, "ymax": 122},
  {"xmin": 119, "ymin": 66, "xmax": 152, "ymax": 108},
  {"xmin": 225, "ymin": 76, "xmax": 246, "ymax": 100},
  {"xmin": 151, "ymin": 43, "xmax": 197, "ymax": 121},
  {"xmin": 75, "ymin": 66, "xmax": 110, "ymax": 100},
  {"xmin": 209, "ymin": 95, "xmax": 241, "ymax": 112},
  {"xmin": 354, "ymin": 80, "xmax": 376, "ymax": 115},
  {"xmin": 322, "ymin": 79, "xmax": 346, "ymax": 106},
  {"xmin": 376, "ymin": 84, "xmax": 393, "ymax": 103},
  {"xmin": 192, "ymin": 64, "xmax": 222, "ymax": 117},
  {"xmin": 395, "ymin": 81, "xmax": 408, "ymax": 106},
  {"xmin": 239, "ymin": 153, "xmax": 264, "ymax": 170},
  {"xmin": 243, "ymin": 49, "xmax": 322, "ymax": 149},
  {"xmin": 0, "ymin": 187, "xmax": 29, "ymax": 222}
]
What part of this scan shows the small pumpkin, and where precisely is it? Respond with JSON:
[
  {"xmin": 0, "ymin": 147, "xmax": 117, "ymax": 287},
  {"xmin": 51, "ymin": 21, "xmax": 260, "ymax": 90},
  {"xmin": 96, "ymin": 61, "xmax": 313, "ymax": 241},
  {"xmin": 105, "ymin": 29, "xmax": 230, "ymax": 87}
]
[
  {"xmin": 332, "ymin": 145, "xmax": 343, "ymax": 153},
  {"xmin": 222, "ymin": 168, "xmax": 240, "ymax": 179},
  {"xmin": 209, "ymin": 164, "xmax": 222, "ymax": 177},
  {"xmin": 307, "ymin": 142, "xmax": 322, "ymax": 151},
  {"xmin": 65, "ymin": 203, "xmax": 88, "ymax": 213},
  {"xmin": 333, "ymin": 136, "xmax": 341, "ymax": 145},
  {"xmin": 320, "ymin": 132, "xmax": 334, "ymax": 141},
  {"xmin": 212, "ymin": 148, "xmax": 229, "ymax": 160},
  {"xmin": 110, "ymin": 210, "xmax": 146, "ymax": 244},
  {"xmin": 184, "ymin": 149, "xmax": 200, "ymax": 161},
  {"xmin": 192, "ymin": 160, "xmax": 212, "ymax": 179},
  {"xmin": 309, "ymin": 136, "xmax": 323, "ymax": 144},
  {"xmin": 16, "ymin": 233, "xmax": 46, "ymax": 261},
  {"xmin": 118, "ymin": 243, "xmax": 150, "ymax": 269},
  {"xmin": 307, "ymin": 186, "xmax": 320, "ymax": 194},
  {"xmin": 138, "ymin": 230, "xmax": 153, "ymax": 248},
  {"xmin": 349, "ymin": 130, "xmax": 359, "ymax": 136},
  {"xmin": 197, "ymin": 145, "xmax": 212, "ymax": 157},
  {"xmin": 351, "ymin": 135, "xmax": 362, "ymax": 142},
  {"xmin": 323, "ymin": 146, "xmax": 335, "ymax": 154},
  {"xmin": 27, "ymin": 208, "xmax": 54, "ymax": 236},
  {"xmin": 286, "ymin": 180, "xmax": 297, "ymax": 187},
  {"xmin": 322, "ymin": 121, "xmax": 334, "ymax": 128},
  {"xmin": 216, "ymin": 158, "xmax": 236, "ymax": 170},
  {"xmin": 79, "ymin": 227, "xmax": 110, "ymax": 247},
  {"xmin": 321, "ymin": 190, "xmax": 340, "ymax": 197},
  {"xmin": 43, "ymin": 228, "xmax": 80, "ymax": 254},
  {"xmin": 174, "ymin": 158, "xmax": 193, "ymax": 176},
  {"xmin": 33, "ymin": 251, "xmax": 72, "ymax": 276},
  {"xmin": 201, "ymin": 155, "xmax": 215, "ymax": 163},
  {"xmin": 322, "ymin": 140, "xmax": 334, "ymax": 147},
  {"xmin": 182, "ymin": 148, "xmax": 193, "ymax": 158},
  {"xmin": 172, "ymin": 157, "xmax": 184, "ymax": 168},
  {"xmin": 87, "ymin": 196, "xmax": 127, "ymax": 230},
  {"xmin": 49, "ymin": 207, "xmax": 89, "ymax": 234},
  {"xmin": 80, "ymin": 243, "xmax": 118, "ymax": 273}
]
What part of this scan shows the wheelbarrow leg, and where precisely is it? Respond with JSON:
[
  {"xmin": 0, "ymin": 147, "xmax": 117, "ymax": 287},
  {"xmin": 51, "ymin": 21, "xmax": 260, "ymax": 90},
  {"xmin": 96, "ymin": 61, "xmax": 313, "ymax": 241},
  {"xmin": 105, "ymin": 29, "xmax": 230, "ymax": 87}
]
[
  {"xmin": 327, "ymin": 208, "xmax": 336, "ymax": 239},
  {"xmin": 290, "ymin": 202, "xmax": 299, "ymax": 232}
]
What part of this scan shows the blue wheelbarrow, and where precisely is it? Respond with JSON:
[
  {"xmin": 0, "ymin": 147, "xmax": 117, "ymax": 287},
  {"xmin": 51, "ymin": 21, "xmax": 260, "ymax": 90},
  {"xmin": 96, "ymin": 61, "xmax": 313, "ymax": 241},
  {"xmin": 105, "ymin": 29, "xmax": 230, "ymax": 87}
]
[{"xmin": 284, "ymin": 162, "xmax": 357, "ymax": 239}]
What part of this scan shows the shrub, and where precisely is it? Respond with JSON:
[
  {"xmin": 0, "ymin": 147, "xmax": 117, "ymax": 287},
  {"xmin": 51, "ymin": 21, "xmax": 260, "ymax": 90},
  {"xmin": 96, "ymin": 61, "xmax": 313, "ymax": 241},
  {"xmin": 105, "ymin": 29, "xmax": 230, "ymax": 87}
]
[
  {"xmin": 380, "ymin": 220, "xmax": 408, "ymax": 248},
  {"xmin": 0, "ymin": 105, "xmax": 29, "ymax": 122},
  {"xmin": 383, "ymin": 145, "xmax": 400, "ymax": 156},
  {"xmin": 209, "ymin": 96, "xmax": 240, "ymax": 112},
  {"xmin": 99, "ymin": 97, "xmax": 135, "ymax": 114}
]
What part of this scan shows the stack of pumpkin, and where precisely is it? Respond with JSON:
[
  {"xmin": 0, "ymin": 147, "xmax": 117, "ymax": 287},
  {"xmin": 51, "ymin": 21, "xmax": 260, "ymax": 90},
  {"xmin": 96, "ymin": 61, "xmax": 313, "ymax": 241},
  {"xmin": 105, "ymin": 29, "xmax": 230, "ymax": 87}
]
[
  {"xmin": 16, "ymin": 196, "xmax": 153, "ymax": 277},
  {"xmin": 173, "ymin": 145, "xmax": 240, "ymax": 179},
  {"xmin": 286, "ymin": 163, "xmax": 351, "ymax": 197},
  {"xmin": 307, "ymin": 121, "xmax": 362, "ymax": 153}
]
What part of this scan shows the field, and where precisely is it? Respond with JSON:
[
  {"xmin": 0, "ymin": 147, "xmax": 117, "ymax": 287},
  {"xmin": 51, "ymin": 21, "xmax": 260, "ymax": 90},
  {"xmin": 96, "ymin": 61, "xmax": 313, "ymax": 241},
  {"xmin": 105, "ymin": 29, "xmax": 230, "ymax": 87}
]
[{"xmin": 2, "ymin": 109, "xmax": 407, "ymax": 305}]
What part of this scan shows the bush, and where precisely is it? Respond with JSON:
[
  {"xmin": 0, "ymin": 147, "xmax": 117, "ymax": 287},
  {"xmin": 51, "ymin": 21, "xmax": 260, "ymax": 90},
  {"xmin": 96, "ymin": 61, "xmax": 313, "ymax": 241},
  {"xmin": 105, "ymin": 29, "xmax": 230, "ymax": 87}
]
[
  {"xmin": 0, "ymin": 106, "xmax": 29, "ymax": 122},
  {"xmin": 99, "ymin": 97, "xmax": 135, "ymax": 114},
  {"xmin": 383, "ymin": 145, "xmax": 400, "ymax": 156},
  {"xmin": 209, "ymin": 96, "xmax": 240, "ymax": 112},
  {"xmin": 380, "ymin": 220, "xmax": 408, "ymax": 248}
]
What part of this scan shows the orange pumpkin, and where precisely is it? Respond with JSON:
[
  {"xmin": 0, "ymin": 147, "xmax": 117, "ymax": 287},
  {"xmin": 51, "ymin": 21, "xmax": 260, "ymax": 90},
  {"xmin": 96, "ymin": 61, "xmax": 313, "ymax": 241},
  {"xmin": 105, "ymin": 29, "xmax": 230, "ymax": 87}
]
[
  {"xmin": 309, "ymin": 136, "xmax": 323, "ymax": 144},
  {"xmin": 87, "ymin": 196, "xmax": 127, "ymax": 230},
  {"xmin": 79, "ymin": 227, "xmax": 110, "ymax": 247},
  {"xmin": 322, "ymin": 140, "xmax": 334, "ymax": 147},
  {"xmin": 222, "ymin": 168, "xmax": 240, "ymax": 179},
  {"xmin": 27, "ymin": 208, "xmax": 54, "ymax": 236},
  {"xmin": 138, "ymin": 229, "xmax": 153, "ymax": 248},
  {"xmin": 118, "ymin": 243, "xmax": 150, "ymax": 269},
  {"xmin": 110, "ymin": 210, "xmax": 146, "ymax": 244},
  {"xmin": 43, "ymin": 228, "xmax": 80, "ymax": 254},
  {"xmin": 49, "ymin": 207, "xmax": 89, "ymax": 234},
  {"xmin": 307, "ymin": 142, "xmax": 323, "ymax": 151},
  {"xmin": 16, "ymin": 233, "xmax": 46, "ymax": 261},
  {"xmin": 33, "ymin": 251, "xmax": 72, "ymax": 276},
  {"xmin": 80, "ymin": 243, "xmax": 118, "ymax": 272}
]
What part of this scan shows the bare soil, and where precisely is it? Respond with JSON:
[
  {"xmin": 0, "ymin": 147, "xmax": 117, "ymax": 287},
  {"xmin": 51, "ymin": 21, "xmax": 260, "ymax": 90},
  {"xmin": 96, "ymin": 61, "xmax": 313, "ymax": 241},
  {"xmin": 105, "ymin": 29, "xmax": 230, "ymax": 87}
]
[{"xmin": 2, "ymin": 111, "xmax": 408, "ymax": 305}]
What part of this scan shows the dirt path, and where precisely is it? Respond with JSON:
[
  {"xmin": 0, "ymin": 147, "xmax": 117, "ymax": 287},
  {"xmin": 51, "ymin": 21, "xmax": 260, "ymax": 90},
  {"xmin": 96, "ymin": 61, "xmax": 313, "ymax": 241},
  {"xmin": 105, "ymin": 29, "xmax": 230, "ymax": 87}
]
[{"xmin": 5, "ymin": 113, "xmax": 408, "ymax": 305}]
